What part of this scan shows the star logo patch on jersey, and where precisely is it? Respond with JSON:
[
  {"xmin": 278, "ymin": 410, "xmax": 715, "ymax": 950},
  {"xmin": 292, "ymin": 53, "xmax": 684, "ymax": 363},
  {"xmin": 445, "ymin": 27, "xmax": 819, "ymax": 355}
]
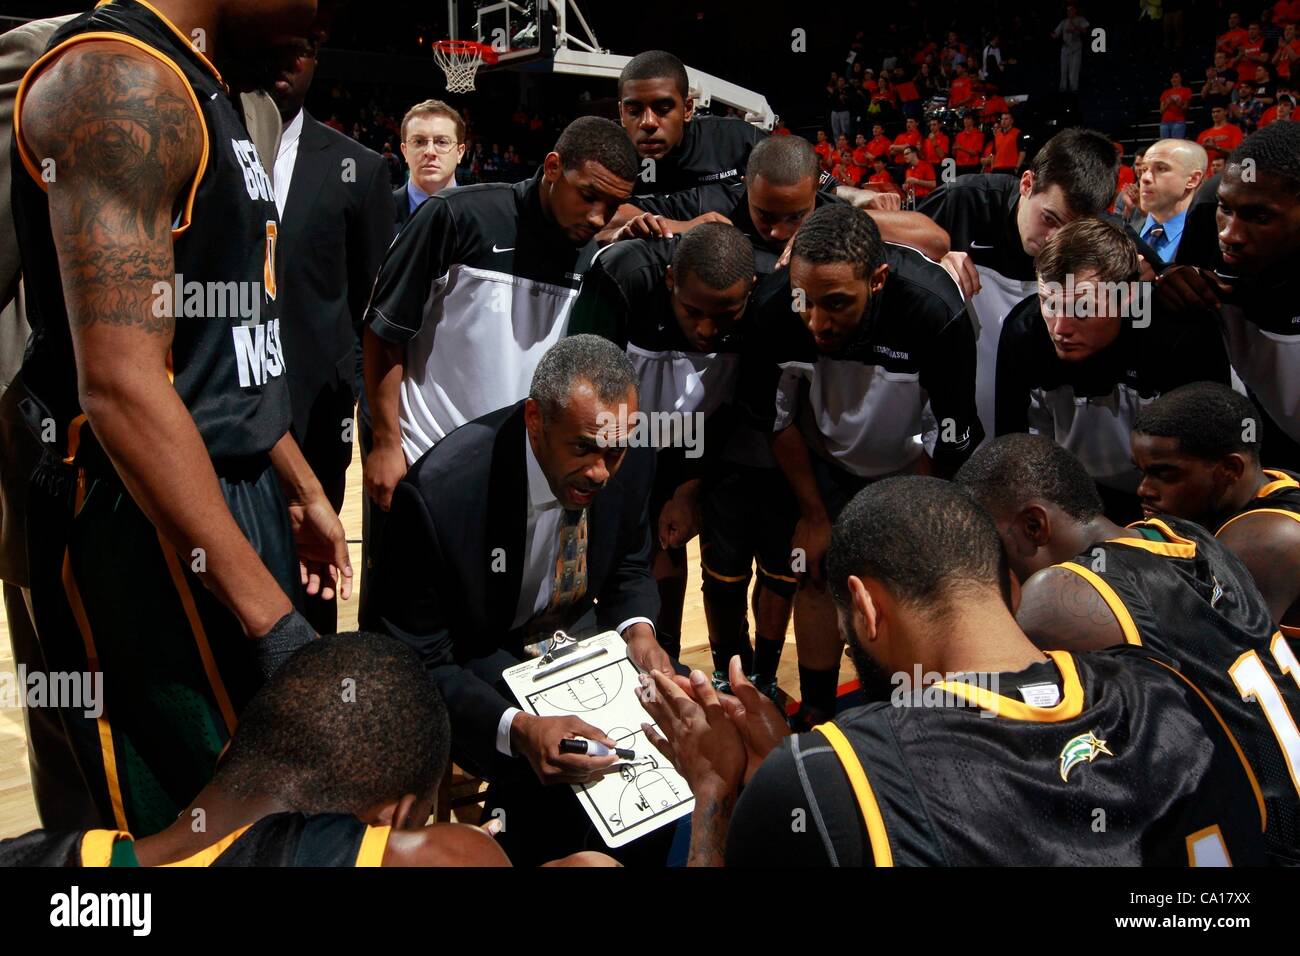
[{"xmin": 1058, "ymin": 731, "xmax": 1113, "ymax": 782}]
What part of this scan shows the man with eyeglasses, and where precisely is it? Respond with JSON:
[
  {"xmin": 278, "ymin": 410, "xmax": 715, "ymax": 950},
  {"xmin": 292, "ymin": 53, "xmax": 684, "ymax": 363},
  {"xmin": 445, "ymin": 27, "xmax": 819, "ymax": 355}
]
[{"xmin": 395, "ymin": 99, "xmax": 467, "ymax": 229}]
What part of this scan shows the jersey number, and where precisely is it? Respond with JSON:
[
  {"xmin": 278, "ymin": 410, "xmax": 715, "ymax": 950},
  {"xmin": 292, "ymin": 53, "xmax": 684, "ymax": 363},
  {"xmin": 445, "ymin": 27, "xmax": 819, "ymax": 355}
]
[
  {"xmin": 1229, "ymin": 633, "xmax": 1300, "ymax": 796},
  {"xmin": 264, "ymin": 220, "xmax": 278, "ymax": 301}
]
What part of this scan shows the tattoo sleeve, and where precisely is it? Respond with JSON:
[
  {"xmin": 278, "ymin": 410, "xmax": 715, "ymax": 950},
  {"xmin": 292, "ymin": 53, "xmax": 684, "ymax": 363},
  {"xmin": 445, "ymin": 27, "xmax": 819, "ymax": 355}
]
[
  {"xmin": 23, "ymin": 43, "xmax": 202, "ymax": 338},
  {"xmin": 687, "ymin": 791, "xmax": 736, "ymax": 867},
  {"xmin": 1017, "ymin": 566, "xmax": 1126, "ymax": 653}
]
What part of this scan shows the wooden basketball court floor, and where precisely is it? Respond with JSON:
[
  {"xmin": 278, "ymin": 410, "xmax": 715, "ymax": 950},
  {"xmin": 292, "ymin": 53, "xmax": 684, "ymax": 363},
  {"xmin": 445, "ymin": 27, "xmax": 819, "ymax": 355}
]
[{"xmin": 0, "ymin": 441, "xmax": 853, "ymax": 837}]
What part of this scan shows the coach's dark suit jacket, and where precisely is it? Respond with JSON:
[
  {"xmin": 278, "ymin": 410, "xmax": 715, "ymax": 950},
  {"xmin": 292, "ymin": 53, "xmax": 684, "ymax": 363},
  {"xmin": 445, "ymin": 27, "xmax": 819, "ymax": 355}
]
[
  {"xmin": 279, "ymin": 111, "xmax": 393, "ymax": 473},
  {"xmin": 371, "ymin": 400, "xmax": 659, "ymax": 775}
]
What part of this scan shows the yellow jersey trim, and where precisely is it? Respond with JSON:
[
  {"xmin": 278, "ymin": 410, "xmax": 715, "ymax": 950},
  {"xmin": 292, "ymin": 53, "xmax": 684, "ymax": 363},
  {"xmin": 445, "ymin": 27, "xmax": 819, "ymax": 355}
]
[
  {"xmin": 1111, "ymin": 518, "xmax": 1198, "ymax": 560},
  {"xmin": 931, "ymin": 650, "xmax": 1086, "ymax": 721},
  {"xmin": 816, "ymin": 722, "xmax": 894, "ymax": 867},
  {"xmin": 158, "ymin": 824, "xmax": 254, "ymax": 867},
  {"xmin": 1149, "ymin": 658, "xmax": 1268, "ymax": 833},
  {"xmin": 1055, "ymin": 562, "xmax": 1143, "ymax": 646},
  {"xmin": 80, "ymin": 829, "xmax": 131, "ymax": 867},
  {"xmin": 355, "ymin": 825, "xmax": 392, "ymax": 867}
]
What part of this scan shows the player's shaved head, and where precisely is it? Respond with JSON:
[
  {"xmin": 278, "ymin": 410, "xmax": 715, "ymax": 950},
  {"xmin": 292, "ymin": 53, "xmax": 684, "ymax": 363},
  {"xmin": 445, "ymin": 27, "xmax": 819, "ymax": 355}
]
[
  {"xmin": 1147, "ymin": 138, "xmax": 1207, "ymax": 178},
  {"xmin": 956, "ymin": 434, "xmax": 1104, "ymax": 523},
  {"xmin": 619, "ymin": 50, "xmax": 690, "ymax": 99},
  {"xmin": 747, "ymin": 135, "xmax": 821, "ymax": 188},
  {"xmin": 829, "ymin": 476, "xmax": 1007, "ymax": 615},
  {"xmin": 214, "ymin": 633, "xmax": 449, "ymax": 814},
  {"xmin": 672, "ymin": 223, "xmax": 755, "ymax": 291}
]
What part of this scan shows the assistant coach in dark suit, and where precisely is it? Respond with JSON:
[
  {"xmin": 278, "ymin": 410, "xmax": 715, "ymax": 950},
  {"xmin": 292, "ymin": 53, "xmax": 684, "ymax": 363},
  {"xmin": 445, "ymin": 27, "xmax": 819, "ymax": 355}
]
[
  {"xmin": 271, "ymin": 35, "xmax": 392, "ymax": 631},
  {"xmin": 371, "ymin": 336, "xmax": 674, "ymax": 864}
]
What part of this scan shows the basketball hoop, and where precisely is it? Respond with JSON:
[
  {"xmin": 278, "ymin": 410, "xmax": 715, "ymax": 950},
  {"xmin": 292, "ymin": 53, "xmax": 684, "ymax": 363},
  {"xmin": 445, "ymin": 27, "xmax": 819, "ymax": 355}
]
[{"xmin": 433, "ymin": 39, "xmax": 497, "ymax": 93}]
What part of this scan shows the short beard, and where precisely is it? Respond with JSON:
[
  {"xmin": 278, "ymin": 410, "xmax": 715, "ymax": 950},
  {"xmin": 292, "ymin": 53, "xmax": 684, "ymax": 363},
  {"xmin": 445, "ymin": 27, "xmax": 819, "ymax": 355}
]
[{"xmin": 847, "ymin": 631, "xmax": 895, "ymax": 704}]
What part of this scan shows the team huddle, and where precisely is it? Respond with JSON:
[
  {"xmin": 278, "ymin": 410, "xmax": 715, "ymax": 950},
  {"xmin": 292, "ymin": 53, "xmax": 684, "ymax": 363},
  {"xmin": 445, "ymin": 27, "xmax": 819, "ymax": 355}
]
[{"xmin": 1, "ymin": 0, "xmax": 1299, "ymax": 868}]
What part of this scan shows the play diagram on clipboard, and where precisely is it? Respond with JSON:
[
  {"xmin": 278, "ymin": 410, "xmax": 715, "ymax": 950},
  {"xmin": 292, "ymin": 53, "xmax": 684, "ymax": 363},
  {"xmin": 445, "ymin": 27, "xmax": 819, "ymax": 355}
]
[{"xmin": 502, "ymin": 630, "xmax": 694, "ymax": 848}]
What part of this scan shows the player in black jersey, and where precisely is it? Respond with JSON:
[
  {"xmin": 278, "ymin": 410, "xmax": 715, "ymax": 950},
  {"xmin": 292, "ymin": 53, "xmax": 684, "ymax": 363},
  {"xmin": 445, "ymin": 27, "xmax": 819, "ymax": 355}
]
[
  {"xmin": 740, "ymin": 203, "xmax": 980, "ymax": 726},
  {"xmin": 615, "ymin": 135, "xmax": 950, "ymax": 266},
  {"xmin": 958, "ymin": 433, "xmax": 1300, "ymax": 862},
  {"xmin": 1133, "ymin": 382, "xmax": 1300, "ymax": 636},
  {"xmin": 637, "ymin": 476, "xmax": 1268, "ymax": 866},
  {"xmin": 0, "ymin": 633, "xmax": 614, "ymax": 867},
  {"xmin": 12, "ymin": 0, "xmax": 350, "ymax": 836},
  {"xmin": 569, "ymin": 225, "xmax": 795, "ymax": 693},
  {"xmin": 918, "ymin": 128, "xmax": 1162, "ymax": 449},
  {"xmin": 995, "ymin": 218, "xmax": 1229, "ymax": 521},
  {"xmin": 1159, "ymin": 123, "xmax": 1300, "ymax": 471},
  {"xmin": 615, "ymin": 49, "xmax": 891, "ymax": 209}
]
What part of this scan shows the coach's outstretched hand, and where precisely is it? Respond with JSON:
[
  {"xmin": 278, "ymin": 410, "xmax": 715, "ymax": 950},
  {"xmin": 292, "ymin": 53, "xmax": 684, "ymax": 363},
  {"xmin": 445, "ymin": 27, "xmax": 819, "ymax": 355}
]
[{"xmin": 254, "ymin": 609, "xmax": 317, "ymax": 680}]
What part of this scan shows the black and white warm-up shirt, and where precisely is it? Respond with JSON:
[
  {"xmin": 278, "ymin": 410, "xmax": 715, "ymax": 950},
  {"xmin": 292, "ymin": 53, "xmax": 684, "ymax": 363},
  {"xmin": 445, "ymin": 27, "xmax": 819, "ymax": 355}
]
[
  {"xmin": 918, "ymin": 174, "xmax": 1163, "ymax": 453},
  {"xmin": 740, "ymin": 243, "xmax": 983, "ymax": 479},
  {"xmin": 569, "ymin": 236, "xmax": 742, "ymax": 421},
  {"xmin": 632, "ymin": 180, "xmax": 842, "ymax": 274},
  {"xmin": 1176, "ymin": 175, "xmax": 1300, "ymax": 463},
  {"xmin": 364, "ymin": 173, "xmax": 595, "ymax": 462},
  {"xmin": 995, "ymin": 294, "xmax": 1231, "ymax": 491}
]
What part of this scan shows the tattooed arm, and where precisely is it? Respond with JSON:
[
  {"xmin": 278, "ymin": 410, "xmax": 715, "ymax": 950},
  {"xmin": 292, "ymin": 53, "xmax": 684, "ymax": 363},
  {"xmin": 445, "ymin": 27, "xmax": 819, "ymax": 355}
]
[
  {"xmin": 23, "ymin": 43, "xmax": 295, "ymax": 637},
  {"xmin": 1015, "ymin": 565, "xmax": 1128, "ymax": 652}
]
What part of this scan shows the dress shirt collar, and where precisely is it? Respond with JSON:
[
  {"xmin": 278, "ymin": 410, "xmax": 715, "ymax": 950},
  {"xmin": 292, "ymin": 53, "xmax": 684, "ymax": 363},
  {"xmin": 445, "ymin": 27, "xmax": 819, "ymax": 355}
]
[
  {"xmin": 407, "ymin": 176, "xmax": 457, "ymax": 213},
  {"xmin": 1142, "ymin": 207, "xmax": 1187, "ymax": 250},
  {"xmin": 524, "ymin": 429, "xmax": 561, "ymax": 513}
]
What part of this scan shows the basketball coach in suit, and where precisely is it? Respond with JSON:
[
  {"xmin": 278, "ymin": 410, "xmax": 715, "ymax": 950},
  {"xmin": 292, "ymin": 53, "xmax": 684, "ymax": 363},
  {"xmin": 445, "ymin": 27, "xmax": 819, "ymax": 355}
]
[
  {"xmin": 270, "ymin": 30, "xmax": 393, "ymax": 631},
  {"xmin": 371, "ymin": 336, "xmax": 676, "ymax": 864}
]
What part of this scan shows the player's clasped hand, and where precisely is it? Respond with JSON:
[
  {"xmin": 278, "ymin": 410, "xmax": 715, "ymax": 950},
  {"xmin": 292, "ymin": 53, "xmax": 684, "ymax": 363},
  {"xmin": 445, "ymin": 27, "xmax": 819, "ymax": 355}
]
[
  {"xmin": 510, "ymin": 713, "xmax": 620, "ymax": 786},
  {"xmin": 792, "ymin": 511, "xmax": 832, "ymax": 588},
  {"xmin": 617, "ymin": 212, "xmax": 675, "ymax": 240},
  {"xmin": 636, "ymin": 670, "xmax": 746, "ymax": 800},
  {"xmin": 1156, "ymin": 264, "xmax": 1234, "ymax": 315}
]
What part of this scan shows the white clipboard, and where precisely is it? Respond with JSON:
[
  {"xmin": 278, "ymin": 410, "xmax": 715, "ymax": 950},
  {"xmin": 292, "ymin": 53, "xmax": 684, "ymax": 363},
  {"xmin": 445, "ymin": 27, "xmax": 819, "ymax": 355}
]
[{"xmin": 502, "ymin": 630, "xmax": 694, "ymax": 848}]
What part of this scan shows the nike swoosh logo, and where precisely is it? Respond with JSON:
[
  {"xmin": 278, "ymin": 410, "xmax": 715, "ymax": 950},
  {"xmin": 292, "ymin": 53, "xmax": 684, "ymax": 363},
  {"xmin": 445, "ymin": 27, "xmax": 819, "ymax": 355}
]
[
  {"xmin": 492, "ymin": 244, "xmax": 515, "ymax": 253},
  {"xmin": 970, "ymin": 242, "xmax": 994, "ymax": 249}
]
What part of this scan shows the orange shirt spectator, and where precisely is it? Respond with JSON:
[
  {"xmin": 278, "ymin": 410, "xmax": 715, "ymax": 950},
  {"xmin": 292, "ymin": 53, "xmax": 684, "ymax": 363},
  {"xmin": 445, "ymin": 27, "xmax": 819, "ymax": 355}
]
[
  {"xmin": 954, "ymin": 125, "xmax": 985, "ymax": 166},
  {"xmin": 1237, "ymin": 33, "xmax": 1269, "ymax": 83},
  {"xmin": 1275, "ymin": 27, "xmax": 1300, "ymax": 78},
  {"xmin": 1197, "ymin": 116, "xmax": 1245, "ymax": 159},
  {"xmin": 891, "ymin": 123, "xmax": 923, "ymax": 159},
  {"xmin": 814, "ymin": 133, "xmax": 835, "ymax": 168},
  {"xmin": 949, "ymin": 73, "xmax": 974, "ymax": 107},
  {"xmin": 922, "ymin": 129, "xmax": 950, "ymax": 164},
  {"xmin": 866, "ymin": 129, "xmax": 893, "ymax": 160},
  {"xmin": 902, "ymin": 151, "xmax": 937, "ymax": 198},
  {"xmin": 1260, "ymin": 97, "xmax": 1295, "ymax": 126},
  {"xmin": 1218, "ymin": 26, "xmax": 1249, "ymax": 56},
  {"xmin": 989, "ymin": 122, "xmax": 1022, "ymax": 170},
  {"xmin": 980, "ymin": 94, "xmax": 1009, "ymax": 122},
  {"xmin": 868, "ymin": 165, "xmax": 899, "ymax": 193},
  {"xmin": 1275, "ymin": 0, "xmax": 1300, "ymax": 25},
  {"xmin": 1160, "ymin": 83, "xmax": 1193, "ymax": 123},
  {"xmin": 835, "ymin": 157, "xmax": 865, "ymax": 186}
]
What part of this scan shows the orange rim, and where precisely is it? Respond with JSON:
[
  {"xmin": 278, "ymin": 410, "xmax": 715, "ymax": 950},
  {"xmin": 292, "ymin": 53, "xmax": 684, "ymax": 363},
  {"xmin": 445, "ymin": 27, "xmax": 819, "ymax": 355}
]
[{"xmin": 433, "ymin": 39, "xmax": 499, "ymax": 64}]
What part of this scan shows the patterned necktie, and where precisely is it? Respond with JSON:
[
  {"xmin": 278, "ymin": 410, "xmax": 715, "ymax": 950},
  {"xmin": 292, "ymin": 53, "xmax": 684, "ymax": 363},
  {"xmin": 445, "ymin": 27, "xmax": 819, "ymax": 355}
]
[{"xmin": 548, "ymin": 507, "xmax": 588, "ymax": 611}]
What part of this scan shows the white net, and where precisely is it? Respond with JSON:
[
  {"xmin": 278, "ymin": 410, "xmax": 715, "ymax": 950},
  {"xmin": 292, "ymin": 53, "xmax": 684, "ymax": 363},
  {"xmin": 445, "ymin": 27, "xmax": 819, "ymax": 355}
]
[{"xmin": 434, "ymin": 41, "xmax": 485, "ymax": 93}]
